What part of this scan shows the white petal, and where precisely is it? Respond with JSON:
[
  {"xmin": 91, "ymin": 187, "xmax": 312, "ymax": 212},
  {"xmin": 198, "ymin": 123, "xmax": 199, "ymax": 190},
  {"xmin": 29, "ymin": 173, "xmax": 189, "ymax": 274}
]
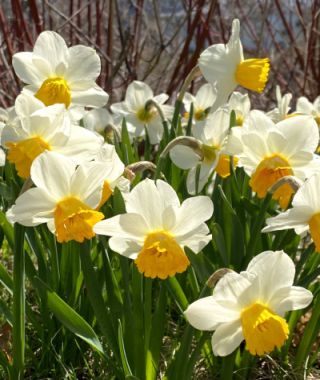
[
  {"xmin": 177, "ymin": 223, "xmax": 211, "ymax": 253},
  {"xmin": 31, "ymin": 151, "xmax": 76, "ymax": 199},
  {"xmin": 246, "ymin": 251, "xmax": 295, "ymax": 303},
  {"xmin": 263, "ymin": 206, "xmax": 313, "ymax": 233},
  {"xmin": 108, "ymin": 237, "xmax": 141, "ymax": 259},
  {"xmin": 33, "ymin": 31, "xmax": 69, "ymax": 72},
  {"xmin": 156, "ymin": 179, "xmax": 180, "ymax": 209},
  {"xmin": 7, "ymin": 188, "xmax": 55, "ymax": 226},
  {"xmin": 55, "ymin": 126, "xmax": 103, "ymax": 162},
  {"xmin": 293, "ymin": 173, "xmax": 320, "ymax": 210},
  {"xmin": 270, "ymin": 286, "xmax": 313, "ymax": 315},
  {"xmin": 65, "ymin": 45, "xmax": 101, "ymax": 84},
  {"xmin": 186, "ymin": 164, "xmax": 214, "ymax": 195},
  {"xmin": 211, "ymin": 320, "xmax": 243, "ymax": 357},
  {"xmin": 125, "ymin": 81, "xmax": 153, "ymax": 110},
  {"xmin": 15, "ymin": 93, "xmax": 44, "ymax": 118},
  {"xmin": 172, "ymin": 195, "xmax": 213, "ymax": 236},
  {"xmin": 125, "ymin": 179, "xmax": 163, "ymax": 229},
  {"xmin": 71, "ymin": 85, "xmax": 109, "ymax": 108},
  {"xmin": 214, "ymin": 271, "xmax": 252, "ymax": 305},
  {"xmin": 296, "ymin": 97, "xmax": 314, "ymax": 114},
  {"xmin": 169, "ymin": 145, "xmax": 200, "ymax": 170},
  {"xmin": 195, "ymin": 83, "xmax": 217, "ymax": 110},
  {"xmin": 185, "ymin": 296, "xmax": 240, "ymax": 331},
  {"xmin": 13, "ymin": 52, "xmax": 47, "ymax": 85},
  {"xmin": 93, "ymin": 213, "xmax": 148, "ymax": 240}
]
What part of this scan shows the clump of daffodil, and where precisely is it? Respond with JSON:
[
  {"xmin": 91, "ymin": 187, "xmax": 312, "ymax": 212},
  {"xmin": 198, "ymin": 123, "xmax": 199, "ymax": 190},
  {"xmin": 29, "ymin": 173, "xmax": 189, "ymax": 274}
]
[
  {"xmin": 94, "ymin": 178, "xmax": 213, "ymax": 279},
  {"xmin": 1, "ymin": 102, "xmax": 103, "ymax": 179},
  {"xmin": 7, "ymin": 151, "xmax": 117, "ymax": 243},
  {"xmin": 182, "ymin": 83, "xmax": 216, "ymax": 128},
  {"xmin": 226, "ymin": 115, "xmax": 319, "ymax": 209},
  {"xmin": 169, "ymin": 107, "xmax": 236, "ymax": 194},
  {"xmin": 13, "ymin": 31, "xmax": 108, "ymax": 108},
  {"xmin": 185, "ymin": 250, "xmax": 313, "ymax": 356},
  {"xmin": 111, "ymin": 81, "xmax": 173, "ymax": 144},
  {"xmin": 199, "ymin": 19, "xmax": 270, "ymax": 106},
  {"xmin": 263, "ymin": 172, "xmax": 320, "ymax": 252}
]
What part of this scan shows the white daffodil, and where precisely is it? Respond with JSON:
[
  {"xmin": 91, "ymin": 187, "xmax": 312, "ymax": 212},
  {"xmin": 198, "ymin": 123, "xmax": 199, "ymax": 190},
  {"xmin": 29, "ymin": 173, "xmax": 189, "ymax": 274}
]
[
  {"xmin": 6, "ymin": 151, "xmax": 116, "ymax": 243},
  {"xmin": 170, "ymin": 108, "xmax": 236, "ymax": 194},
  {"xmin": 267, "ymin": 86, "xmax": 293, "ymax": 122},
  {"xmin": 2, "ymin": 104, "xmax": 103, "ymax": 178},
  {"xmin": 183, "ymin": 84, "xmax": 216, "ymax": 128},
  {"xmin": 263, "ymin": 173, "xmax": 320, "ymax": 252},
  {"xmin": 94, "ymin": 178, "xmax": 213, "ymax": 279},
  {"xmin": 82, "ymin": 108, "xmax": 114, "ymax": 133},
  {"xmin": 226, "ymin": 115, "xmax": 320, "ymax": 208},
  {"xmin": 199, "ymin": 19, "xmax": 270, "ymax": 106},
  {"xmin": 13, "ymin": 31, "xmax": 108, "ymax": 108},
  {"xmin": 111, "ymin": 81, "xmax": 174, "ymax": 144},
  {"xmin": 296, "ymin": 95, "xmax": 320, "ymax": 127},
  {"xmin": 227, "ymin": 91, "xmax": 251, "ymax": 126},
  {"xmin": 185, "ymin": 250, "xmax": 313, "ymax": 357}
]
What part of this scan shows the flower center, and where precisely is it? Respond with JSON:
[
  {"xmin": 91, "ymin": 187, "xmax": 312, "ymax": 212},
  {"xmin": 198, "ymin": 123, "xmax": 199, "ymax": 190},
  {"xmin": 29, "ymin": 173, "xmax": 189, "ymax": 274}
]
[
  {"xmin": 194, "ymin": 108, "xmax": 208, "ymax": 121},
  {"xmin": 241, "ymin": 302, "xmax": 289, "ymax": 356},
  {"xmin": 35, "ymin": 77, "xmax": 71, "ymax": 108},
  {"xmin": 249, "ymin": 154, "xmax": 294, "ymax": 208},
  {"xmin": 96, "ymin": 180, "xmax": 113, "ymax": 210},
  {"xmin": 135, "ymin": 230, "xmax": 190, "ymax": 279},
  {"xmin": 235, "ymin": 58, "xmax": 270, "ymax": 93},
  {"xmin": 236, "ymin": 113, "xmax": 244, "ymax": 126},
  {"xmin": 308, "ymin": 213, "xmax": 320, "ymax": 253},
  {"xmin": 215, "ymin": 154, "xmax": 239, "ymax": 178},
  {"xmin": 54, "ymin": 196, "xmax": 104, "ymax": 243},
  {"xmin": 6, "ymin": 136, "xmax": 51, "ymax": 179},
  {"xmin": 136, "ymin": 106, "xmax": 157, "ymax": 123},
  {"xmin": 201, "ymin": 144, "xmax": 218, "ymax": 164}
]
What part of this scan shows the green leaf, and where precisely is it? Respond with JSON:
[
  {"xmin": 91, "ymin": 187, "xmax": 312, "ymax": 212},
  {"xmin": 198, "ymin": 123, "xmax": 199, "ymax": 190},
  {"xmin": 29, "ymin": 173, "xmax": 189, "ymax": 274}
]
[{"xmin": 34, "ymin": 277, "xmax": 104, "ymax": 356}]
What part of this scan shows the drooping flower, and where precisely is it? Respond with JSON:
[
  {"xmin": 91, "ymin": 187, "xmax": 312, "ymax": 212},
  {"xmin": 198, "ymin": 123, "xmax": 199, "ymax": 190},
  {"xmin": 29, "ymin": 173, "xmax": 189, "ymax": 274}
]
[
  {"xmin": 185, "ymin": 250, "xmax": 313, "ymax": 357},
  {"xmin": 1, "ymin": 103, "xmax": 103, "ymax": 179},
  {"xmin": 226, "ymin": 115, "xmax": 320, "ymax": 208},
  {"xmin": 263, "ymin": 173, "xmax": 320, "ymax": 252},
  {"xmin": 169, "ymin": 107, "xmax": 236, "ymax": 194},
  {"xmin": 13, "ymin": 31, "xmax": 108, "ymax": 108},
  {"xmin": 6, "ymin": 151, "xmax": 115, "ymax": 243},
  {"xmin": 94, "ymin": 178, "xmax": 213, "ymax": 279},
  {"xmin": 182, "ymin": 84, "xmax": 217, "ymax": 128},
  {"xmin": 111, "ymin": 81, "xmax": 174, "ymax": 144},
  {"xmin": 199, "ymin": 19, "xmax": 270, "ymax": 106},
  {"xmin": 82, "ymin": 108, "xmax": 115, "ymax": 134}
]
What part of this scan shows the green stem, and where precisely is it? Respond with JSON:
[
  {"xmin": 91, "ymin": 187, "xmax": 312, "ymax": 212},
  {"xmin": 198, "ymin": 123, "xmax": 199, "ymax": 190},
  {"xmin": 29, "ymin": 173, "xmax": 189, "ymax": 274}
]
[
  {"xmin": 221, "ymin": 350, "xmax": 237, "ymax": 380},
  {"xmin": 12, "ymin": 223, "xmax": 25, "ymax": 379},
  {"xmin": 79, "ymin": 240, "xmax": 120, "ymax": 362}
]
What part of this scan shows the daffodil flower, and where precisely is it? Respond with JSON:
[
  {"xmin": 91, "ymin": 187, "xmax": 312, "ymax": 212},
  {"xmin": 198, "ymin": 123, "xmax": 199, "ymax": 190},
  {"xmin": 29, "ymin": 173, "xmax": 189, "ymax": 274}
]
[
  {"xmin": 6, "ymin": 151, "xmax": 116, "ymax": 243},
  {"xmin": 199, "ymin": 19, "xmax": 270, "ymax": 106},
  {"xmin": 111, "ymin": 81, "xmax": 173, "ymax": 144},
  {"xmin": 1, "ymin": 103, "xmax": 103, "ymax": 179},
  {"xmin": 169, "ymin": 108, "xmax": 236, "ymax": 194},
  {"xmin": 185, "ymin": 250, "xmax": 313, "ymax": 357},
  {"xmin": 94, "ymin": 178, "xmax": 213, "ymax": 279},
  {"xmin": 226, "ymin": 91, "xmax": 251, "ymax": 126},
  {"xmin": 226, "ymin": 115, "xmax": 319, "ymax": 208},
  {"xmin": 263, "ymin": 173, "xmax": 320, "ymax": 252},
  {"xmin": 13, "ymin": 31, "xmax": 108, "ymax": 108},
  {"xmin": 182, "ymin": 84, "xmax": 216, "ymax": 128}
]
